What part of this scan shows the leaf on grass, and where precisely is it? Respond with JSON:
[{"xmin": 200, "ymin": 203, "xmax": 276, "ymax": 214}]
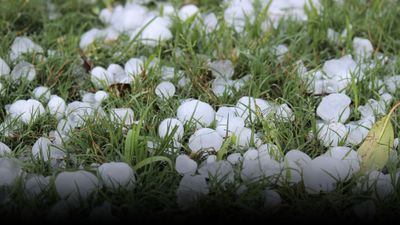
[{"xmin": 357, "ymin": 115, "xmax": 394, "ymax": 172}]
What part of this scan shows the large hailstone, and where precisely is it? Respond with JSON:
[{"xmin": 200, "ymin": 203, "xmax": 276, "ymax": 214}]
[
  {"xmin": 317, "ymin": 122, "xmax": 348, "ymax": 147},
  {"xmin": 198, "ymin": 160, "xmax": 234, "ymax": 184},
  {"xmin": 97, "ymin": 162, "xmax": 135, "ymax": 191},
  {"xmin": 158, "ymin": 118, "xmax": 184, "ymax": 140},
  {"xmin": 55, "ymin": 171, "xmax": 99, "ymax": 203},
  {"xmin": 124, "ymin": 58, "xmax": 144, "ymax": 77},
  {"xmin": 177, "ymin": 99, "xmax": 215, "ymax": 127},
  {"xmin": 47, "ymin": 95, "xmax": 66, "ymax": 120},
  {"xmin": 346, "ymin": 123, "xmax": 369, "ymax": 145},
  {"xmin": 188, "ymin": 128, "xmax": 223, "ymax": 153},
  {"xmin": 33, "ymin": 86, "xmax": 51, "ymax": 101},
  {"xmin": 24, "ymin": 175, "xmax": 50, "ymax": 198},
  {"xmin": 325, "ymin": 146, "xmax": 361, "ymax": 175},
  {"xmin": 216, "ymin": 116, "xmax": 244, "ymax": 137},
  {"xmin": 353, "ymin": 37, "xmax": 373, "ymax": 60},
  {"xmin": 284, "ymin": 149, "xmax": 311, "ymax": 168},
  {"xmin": 0, "ymin": 57, "xmax": 10, "ymax": 76},
  {"xmin": 10, "ymin": 36, "xmax": 43, "ymax": 61},
  {"xmin": 0, "ymin": 142, "xmax": 11, "ymax": 155},
  {"xmin": 10, "ymin": 61, "xmax": 36, "ymax": 81},
  {"xmin": 32, "ymin": 137, "xmax": 65, "ymax": 162},
  {"xmin": 236, "ymin": 96, "xmax": 274, "ymax": 121},
  {"xmin": 155, "ymin": 81, "xmax": 175, "ymax": 99},
  {"xmin": 316, "ymin": 93, "xmax": 351, "ymax": 123},
  {"xmin": 109, "ymin": 108, "xmax": 135, "ymax": 126},
  {"xmin": 0, "ymin": 158, "xmax": 22, "ymax": 187},
  {"xmin": 176, "ymin": 174, "xmax": 209, "ymax": 209},
  {"xmin": 178, "ymin": 4, "xmax": 199, "ymax": 21},
  {"xmin": 136, "ymin": 17, "xmax": 173, "ymax": 47},
  {"xmin": 8, "ymin": 99, "xmax": 45, "ymax": 124},
  {"xmin": 235, "ymin": 127, "xmax": 262, "ymax": 148},
  {"xmin": 175, "ymin": 154, "xmax": 198, "ymax": 175},
  {"xmin": 91, "ymin": 66, "xmax": 114, "ymax": 88}
]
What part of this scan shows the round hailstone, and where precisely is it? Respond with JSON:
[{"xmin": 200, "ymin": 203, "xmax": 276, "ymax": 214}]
[
  {"xmin": 91, "ymin": 66, "xmax": 114, "ymax": 88},
  {"xmin": 317, "ymin": 122, "xmax": 348, "ymax": 147},
  {"xmin": 316, "ymin": 93, "xmax": 351, "ymax": 123},
  {"xmin": 175, "ymin": 155, "xmax": 197, "ymax": 175},
  {"xmin": 236, "ymin": 96, "xmax": 273, "ymax": 121},
  {"xmin": 235, "ymin": 127, "xmax": 262, "ymax": 148},
  {"xmin": 203, "ymin": 12, "xmax": 218, "ymax": 32},
  {"xmin": 206, "ymin": 155, "xmax": 217, "ymax": 164},
  {"xmin": 94, "ymin": 91, "xmax": 109, "ymax": 103},
  {"xmin": 107, "ymin": 64, "xmax": 129, "ymax": 84},
  {"xmin": 55, "ymin": 171, "xmax": 99, "ymax": 203},
  {"xmin": 198, "ymin": 160, "xmax": 234, "ymax": 184},
  {"xmin": 155, "ymin": 81, "xmax": 175, "ymax": 99},
  {"xmin": 178, "ymin": 4, "xmax": 199, "ymax": 21},
  {"xmin": 273, "ymin": 44, "xmax": 289, "ymax": 60},
  {"xmin": 263, "ymin": 190, "xmax": 281, "ymax": 209},
  {"xmin": 216, "ymin": 116, "xmax": 245, "ymax": 137},
  {"xmin": 98, "ymin": 162, "xmax": 135, "ymax": 191},
  {"xmin": 224, "ymin": 0, "xmax": 254, "ymax": 32},
  {"xmin": 215, "ymin": 106, "xmax": 236, "ymax": 122},
  {"xmin": 109, "ymin": 108, "xmax": 135, "ymax": 126},
  {"xmin": 345, "ymin": 123, "xmax": 369, "ymax": 145},
  {"xmin": 177, "ymin": 99, "xmax": 215, "ymax": 127},
  {"xmin": 188, "ymin": 128, "xmax": 223, "ymax": 154},
  {"xmin": 33, "ymin": 86, "xmax": 51, "ymax": 102},
  {"xmin": 353, "ymin": 37, "xmax": 373, "ymax": 60},
  {"xmin": 32, "ymin": 137, "xmax": 65, "ymax": 162},
  {"xmin": 227, "ymin": 153, "xmax": 242, "ymax": 165},
  {"xmin": 139, "ymin": 17, "xmax": 173, "ymax": 47},
  {"xmin": 24, "ymin": 175, "xmax": 49, "ymax": 198},
  {"xmin": 0, "ymin": 142, "xmax": 11, "ymax": 155},
  {"xmin": 9, "ymin": 99, "xmax": 45, "ymax": 124},
  {"xmin": 79, "ymin": 28, "xmax": 103, "ymax": 49},
  {"xmin": 48, "ymin": 95, "xmax": 66, "ymax": 120},
  {"xmin": 322, "ymin": 55, "xmax": 357, "ymax": 81},
  {"xmin": 284, "ymin": 149, "xmax": 311, "ymax": 168},
  {"xmin": 275, "ymin": 104, "xmax": 294, "ymax": 122},
  {"xmin": 209, "ymin": 60, "xmax": 234, "ymax": 79},
  {"xmin": 176, "ymin": 174, "xmax": 209, "ymax": 209},
  {"xmin": 325, "ymin": 146, "xmax": 360, "ymax": 175},
  {"xmin": 158, "ymin": 118, "xmax": 184, "ymax": 140},
  {"xmin": 0, "ymin": 57, "xmax": 10, "ymax": 76},
  {"xmin": 124, "ymin": 58, "xmax": 144, "ymax": 77},
  {"xmin": 10, "ymin": 61, "xmax": 36, "ymax": 81},
  {"xmin": 0, "ymin": 158, "xmax": 22, "ymax": 187},
  {"xmin": 10, "ymin": 36, "xmax": 43, "ymax": 61}
]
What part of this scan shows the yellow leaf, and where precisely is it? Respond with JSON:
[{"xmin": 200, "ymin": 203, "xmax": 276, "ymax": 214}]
[{"xmin": 357, "ymin": 115, "xmax": 394, "ymax": 172}]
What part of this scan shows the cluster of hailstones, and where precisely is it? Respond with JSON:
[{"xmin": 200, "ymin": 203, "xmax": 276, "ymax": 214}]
[{"xmin": 80, "ymin": 0, "xmax": 322, "ymax": 49}]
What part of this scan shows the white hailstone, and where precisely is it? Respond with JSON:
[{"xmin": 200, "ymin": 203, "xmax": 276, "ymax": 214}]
[
  {"xmin": 227, "ymin": 153, "xmax": 242, "ymax": 165},
  {"xmin": 99, "ymin": 8, "xmax": 112, "ymax": 24},
  {"xmin": 24, "ymin": 175, "xmax": 49, "ymax": 198},
  {"xmin": 275, "ymin": 104, "xmax": 294, "ymax": 122},
  {"xmin": 258, "ymin": 143, "xmax": 282, "ymax": 160},
  {"xmin": 98, "ymin": 162, "xmax": 135, "ymax": 191},
  {"xmin": 203, "ymin": 13, "xmax": 218, "ymax": 32},
  {"xmin": 176, "ymin": 174, "xmax": 209, "ymax": 209},
  {"xmin": 327, "ymin": 28, "xmax": 340, "ymax": 44},
  {"xmin": 158, "ymin": 118, "xmax": 184, "ymax": 140},
  {"xmin": 316, "ymin": 93, "xmax": 351, "ymax": 123},
  {"xmin": 160, "ymin": 66, "xmax": 175, "ymax": 80},
  {"xmin": 345, "ymin": 123, "xmax": 369, "ymax": 145},
  {"xmin": 273, "ymin": 44, "xmax": 288, "ymax": 60},
  {"xmin": 155, "ymin": 81, "xmax": 175, "ymax": 99},
  {"xmin": 209, "ymin": 60, "xmax": 234, "ymax": 79},
  {"xmin": 211, "ymin": 78, "xmax": 233, "ymax": 97},
  {"xmin": 394, "ymin": 138, "xmax": 399, "ymax": 149},
  {"xmin": 383, "ymin": 75, "xmax": 400, "ymax": 94},
  {"xmin": 33, "ymin": 86, "xmax": 51, "ymax": 101},
  {"xmin": 198, "ymin": 160, "xmax": 234, "ymax": 184},
  {"xmin": 224, "ymin": 0, "xmax": 254, "ymax": 32},
  {"xmin": 0, "ymin": 82, "xmax": 3, "ymax": 95},
  {"xmin": 0, "ymin": 142, "xmax": 11, "ymax": 155},
  {"xmin": 107, "ymin": 64, "xmax": 129, "ymax": 84},
  {"xmin": 317, "ymin": 122, "xmax": 348, "ymax": 147},
  {"xmin": 66, "ymin": 101, "xmax": 99, "ymax": 127},
  {"xmin": 47, "ymin": 95, "xmax": 66, "ymax": 120},
  {"xmin": 10, "ymin": 36, "xmax": 43, "ymax": 61},
  {"xmin": 177, "ymin": 99, "xmax": 215, "ymax": 127},
  {"xmin": 216, "ymin": 116, "xmax": 245, "ymax": 137},
  {"xmin": 263, "ymin": 190, "xmax": 281, "ymax": 209},
  {"xmin": 0, "ymin": 57, "xmax": 10, "ymax": 76},
  {"xmin": 353, "ymin": 37, "xmax": 374, "ymax": 60},
  {"xmin": 325, "ymin": 146, "xmax": 360, "ymax": 176},
  {"xmin": 284, "ymin": 149, "xmax": 311, "ymax": 168},
  {"xmin": 32, "ymin": 137, "xmax": 65, "ymax": 162},
  {"xmin": 206, "ymin": 155, "xmax": 217, "ymax": 164},
  {"xmin": 235, "ymin": 127, "xmax": 262, "ymax": 148},
  {"xmin": 236, "ymin": 96, "xmax": 274, "ymax": 121},
  {"xmin": 280, "ymin": 159, "xmax": 302, "ymax": 184},
  {"xmin": 124, "ymin": 58, "xmax": 144, "ymax": 77},
  {"xmin": 178, "ymin": 4, "xmax": 199, "ymax": 21},
  {"xmin": 241, "ymin": 156, "xmax": 282, "ymax": 183},
  {"xmin": 55, "ymin": 171, "xmax": 99, "ymax": 203},
  {"xmin": 79, "ymin": 28, "xmax": 104, "ymax": 49},
  {"xmin": 10, "ymin": 61, "xmax": 36, "ymax": 81},
  {"xmin": 364, "ymin": 99, "xmax": 386, "ymax": 116},
  {"xmin": 138, "ymin": 17, "xmax": 173, "ymax": 47},
  {"xmin": 110, "ymin": 108, "xmax": 135, "ymax": 126},
  {"xmin": 94, "ymin": 91, "xmax": 109, "ymax": 103},
  {"xmin": 0, "ymin": 158, "xmax": 22, "ymax": 187},
  {"xmin": 175, "ymin": 155, "xmax": 197, "ymax": 175},
  {"xmin": 9, "ymin": 99, "xmax": 45, "ymax": 124},
  {"xmin": 188, "ymin": 128, "xmax": 223, "ymax": 153},
  {"xmin": 215, "ymin": 106, "xmax": 236, "ymax": 122},
  {"xmin": 353, "ymin": 200, "xmax": 376, "ymax": 219},
  {"xmin": 90, "ymin": 66, "xmax": 114, "ymax": 88}
]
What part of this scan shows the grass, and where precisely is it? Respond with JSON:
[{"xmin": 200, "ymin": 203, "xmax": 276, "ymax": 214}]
[{"xmin": 1, "ymin": 0, "xmax": 400, "ymax": 222}]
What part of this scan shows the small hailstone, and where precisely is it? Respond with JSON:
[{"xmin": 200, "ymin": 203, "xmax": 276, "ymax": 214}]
[
  {"xmin": 198, "ymin": 160, "xmax": 234, "ymax": 184},
  {"xmin": 48, "ymin": 95, "xmax": 66, "ymax": 120},
  {"xmin": 79, "ymin": 28, "xmax": 103, "ymax": 49},
  {"xmin": 216, "ymin": 116, "xmax": 245, "ymax": 137},
  {"xmin": 273, "ymin": 44, "xmax": 288, "ymax": 60},
  {"xmin": 124, "ymin": 58, "xmax": 144, "ymax": 77},
  {"xmin": 0, "ymin": 158, "xmax": 22, "ymax": 187},
  {"xmin": 33, "ymin": 86, "xmax": 51, "ymax": 101},
  {"xmin": 32, "ymin": 137, "xmax": 65, "ymax": 162},
  {"xmin": 10, "ymin": 61, "xmax": 36, "ymax": 81},
  {"xmin": 316, "ymin": 93, "xmax": 351, "ymax": 123},
  {"xmin": 9, "ymin": 99, "xmax": 45, "ymax": 124},
  {"xmin": 91, "ymin": 66, "xmax": 114, "ymax": 88},
  {"xmin": 175, "ymin": 155, "xmax": 197, "ymax": 175},
  {"xmin": 227, "ymin": 153, "xmax": 242, "ymax": 165},
  {"xmin": 284, "ymin": 149, "xmax": 311, "ymax": 168},
  {"xmin": 275, "ymin": 104, "xmax": 294, "ymax": 122},
  {"xmin": 138, "ymin": 17, "xmax": 173, "ymax": 47},
  {"xmin": 94, "ymin": 91, "xmax": 109, "ymax": 103},
  {"xmin": 224, "ymin": 0, "xmax": 254, "ymax": 32},
  {"xmin": 189, "ymin": 128, "xmax": 223, "ymax": 153},
  {"xmin": 10, "ymin": 36, "xmax": 43, "ymax": 61},
  {"xmin": 263, "ymin": 190, "xmax": 281, "ymax": 209},
  {"xmin": 55, "ymin": 171, "xmax": 99, "ymax": 203},
  {"xmin": 206, "ymin": 155, "xmax": 217, "ymax": 164},
  {"xmin": 0, "ymin": 142, "xmax": 11, "ymax": 155},
  {"xmin": 209, "ymin": 60, "xmax": 234, "ymax": 79},
  {"xmin": 99, "ymin": 8, "xmax": 112, "ymax": 24},
  {"xmin": 158, "ymin": 118, "xmax": 184, "ymax": 140},
  {"xmin": 215, "ymin": 106, "xmax": 236, "ymax": 122},
  {"xmin": 108, "ymin": 64, "xmax": 129, "ymax": 84},
  {"xmin": 98, "ymin": 162, "xmax": 135, "ymax": 191},
  {"xmin": 177, "ymin": 99, "xmax": 215, "ymax": 127},
  {"xmin": 322, "ymin": 55, "xmax": 357, "ymax": 81},
  {"xmin": 110, "ymin": 108, "xmax": 135, "ymax": 126},
  {"xmin": 383, "ymin": 75, "xmax": 400, "ymax": 94},
  {"xmin": 176, "ymin": 174, "xmax": 209, "ymax": 209},
  {"xmin": 24, "ymin": 175, "xmax": 49, "ymax": 198},
  {"xmin": 0, "ymin": 82, "xmax": 3, "ymax": 95},
  {"xmin": 178, "ymin": 4, "xmax": 199, "ymax": 21},
  {"xmin": 236, "ymin": 127, "xmax": 262, "ymax": 148},
  {"xmin": 394, "ymin": 138, "xmax": 399, "ymax": 149},
  {"xmin": 345, "ymin": 123, "xmax": 369, "ymax": 145},
  {"xmin": 236, "ymin": 96, "xmax": 273, "ymax": 121},
  {"xmin": 317, "ymin": 122, "xmax": 348, "ymax": 147},
  {"xmin": 0, "ymin": 57, "xmax": 10, "ymax": 76},
  {"xmin": 353, "ymin": 37, "xmax": 374, "ymax": 60},
  {"xmin": 155, "ymin": 81, "xmax": 175, "ymax": 99},
  {"xmin": 203, "ymin": 13, "xmax": 218, "ymax": 32}
]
